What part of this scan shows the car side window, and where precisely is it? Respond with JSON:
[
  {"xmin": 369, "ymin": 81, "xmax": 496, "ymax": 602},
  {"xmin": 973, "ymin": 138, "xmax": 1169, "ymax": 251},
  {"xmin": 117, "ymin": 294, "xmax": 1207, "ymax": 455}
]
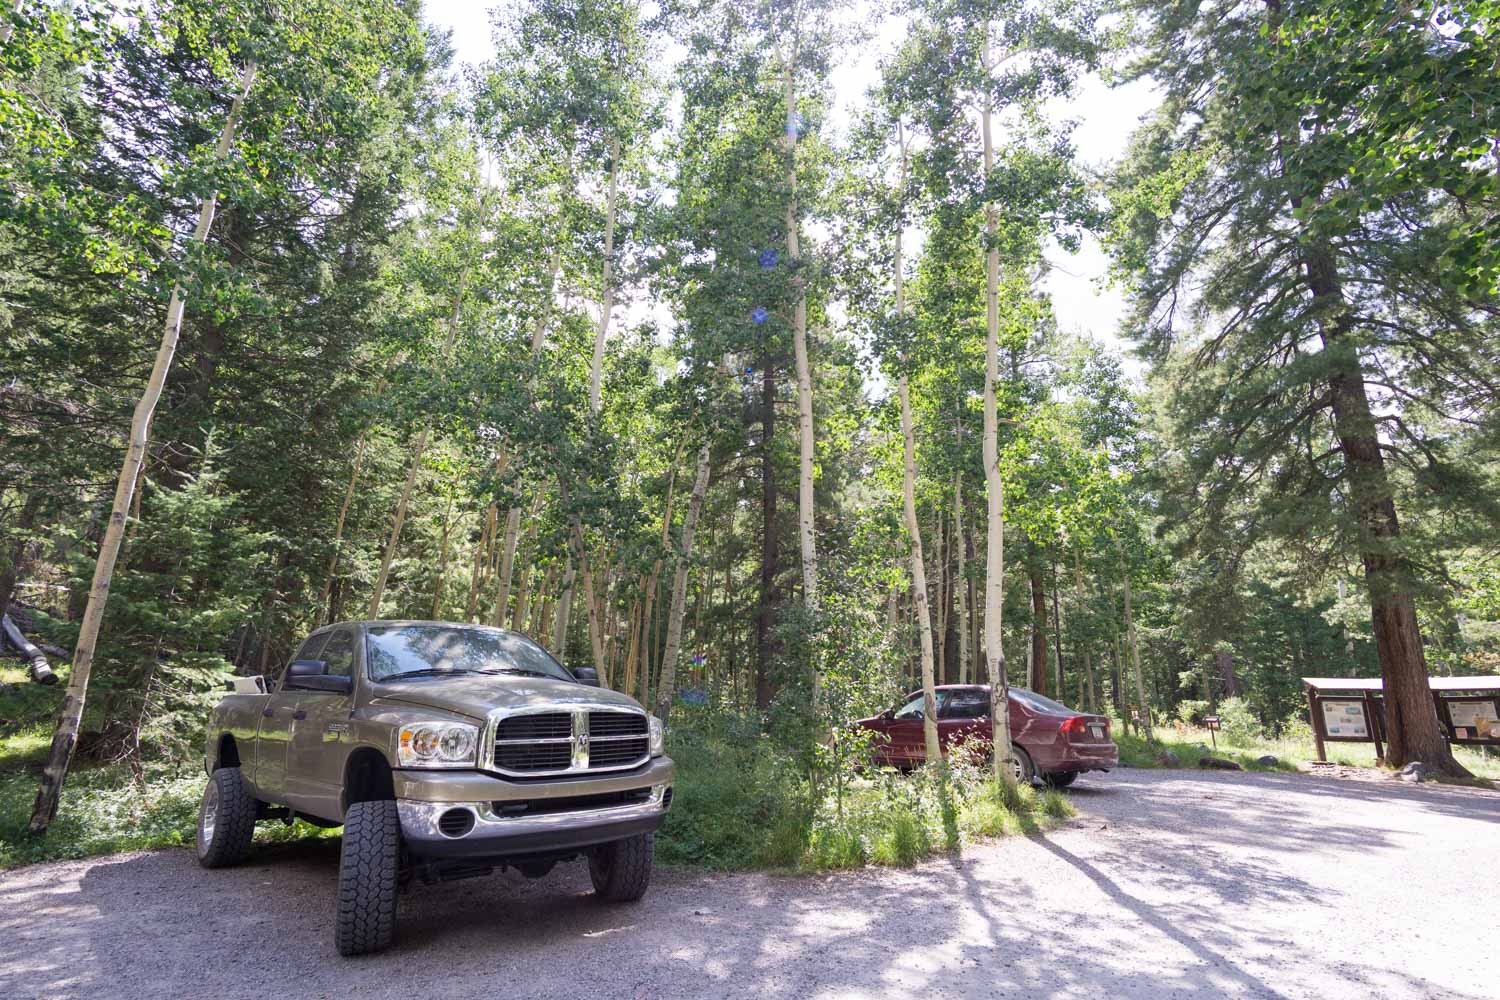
[
  {"xmin": 894, "ymin": 691, "xmax": 946, "ymax": 720},
  {"xmin": 320, "ymin": 629, "xmax": 355, "ymax": 679},
  {"xmin": 941, "ymin": 689, "xmax": 990, "ymax": 720}
]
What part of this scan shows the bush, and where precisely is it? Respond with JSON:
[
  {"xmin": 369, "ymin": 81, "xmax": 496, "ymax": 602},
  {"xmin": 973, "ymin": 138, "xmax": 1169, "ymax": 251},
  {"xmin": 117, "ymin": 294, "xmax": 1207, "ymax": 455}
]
[
  {"xmin": 1176, "ymin": 700, "xmax": 1211, "ymax": 726},
  {"xmin": 1216, "ymin": 697, "xmax": 1262, "ymax": 744}
]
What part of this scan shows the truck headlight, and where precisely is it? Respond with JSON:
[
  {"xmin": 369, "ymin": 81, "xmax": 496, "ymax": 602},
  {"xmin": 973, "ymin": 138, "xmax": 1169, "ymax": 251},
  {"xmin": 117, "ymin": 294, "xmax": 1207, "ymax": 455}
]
[
  {"xmin": 648, "ymin": 714, "xmax": 664, "ymax": 757},
  {"xmin": 397, "ymin": 722, "xmax": 478, "ymax": 768}
]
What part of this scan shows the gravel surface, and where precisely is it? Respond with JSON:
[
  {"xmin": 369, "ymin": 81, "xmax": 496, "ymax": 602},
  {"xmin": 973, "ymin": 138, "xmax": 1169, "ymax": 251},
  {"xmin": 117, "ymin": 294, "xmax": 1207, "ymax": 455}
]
[{"xmin": 2, "ymin": 768, "xmax": 1497, "ymax": 999}]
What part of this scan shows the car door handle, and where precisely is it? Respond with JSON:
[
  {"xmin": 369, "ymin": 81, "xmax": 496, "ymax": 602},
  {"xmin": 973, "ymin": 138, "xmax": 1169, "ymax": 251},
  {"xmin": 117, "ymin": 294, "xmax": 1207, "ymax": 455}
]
[
  {"xmin": 292, "ymin": 710, "xmax": 307, "ymax": 721},
  {"xmin": 262, "ymin": 708, "xmax": 274, "ymax": 718}
]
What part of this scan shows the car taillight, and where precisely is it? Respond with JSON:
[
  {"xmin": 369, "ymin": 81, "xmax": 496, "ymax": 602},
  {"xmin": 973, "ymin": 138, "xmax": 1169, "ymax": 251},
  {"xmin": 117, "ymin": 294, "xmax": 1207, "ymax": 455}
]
[{"xmin": 1060, "ymin": 716, "xmax": 1087, "ymax": 735}]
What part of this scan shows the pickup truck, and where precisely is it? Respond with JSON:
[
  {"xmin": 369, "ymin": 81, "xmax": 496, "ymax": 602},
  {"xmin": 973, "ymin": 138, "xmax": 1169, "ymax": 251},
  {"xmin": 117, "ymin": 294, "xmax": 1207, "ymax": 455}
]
[{"xmin": 198, "ymin": 620, "xmax": 674, "ymax": 956}]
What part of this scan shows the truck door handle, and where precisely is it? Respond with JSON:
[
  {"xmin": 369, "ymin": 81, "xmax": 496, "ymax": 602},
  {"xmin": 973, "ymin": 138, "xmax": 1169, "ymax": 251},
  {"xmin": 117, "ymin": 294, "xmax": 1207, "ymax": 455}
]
[
  {"xmin": 262, "ymin": 708, "xmax": 274, "ymax": 718},
  {"xmin": 293, "ymin": 710, "xmax": 307, "ymax": 721}
]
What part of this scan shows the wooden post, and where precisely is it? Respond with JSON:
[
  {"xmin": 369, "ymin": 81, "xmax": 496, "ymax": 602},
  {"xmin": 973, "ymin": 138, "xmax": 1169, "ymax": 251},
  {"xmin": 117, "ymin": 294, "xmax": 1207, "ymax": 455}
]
[
  {"xmin": 1364, "ymin": 689, "xmax": 1384, "ymax": 765},
  {"xmin": 1307, "ymin": 684, "xmax": 1326, "ymax": 762}
]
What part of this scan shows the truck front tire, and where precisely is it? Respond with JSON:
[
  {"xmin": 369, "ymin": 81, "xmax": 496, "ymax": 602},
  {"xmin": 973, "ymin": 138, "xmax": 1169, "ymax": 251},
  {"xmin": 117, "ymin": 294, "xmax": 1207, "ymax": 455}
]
[
  {"xmin": 589, "ymin": 832, "xmax": 654, "ymax": 902},
  {"xmin": 196, "ymin": 767, "xmax": 256, "ymax": 868},
  {"xmin": 335, "ymin": 800, "xmax": 401, "ymax": 956}
]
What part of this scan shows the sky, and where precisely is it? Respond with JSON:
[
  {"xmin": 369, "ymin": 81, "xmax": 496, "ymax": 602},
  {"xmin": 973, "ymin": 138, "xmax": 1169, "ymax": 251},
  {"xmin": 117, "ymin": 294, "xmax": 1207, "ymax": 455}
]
[{"xmin": 423, "ymin": 0, "xmax": 1159, "ymax": 352}]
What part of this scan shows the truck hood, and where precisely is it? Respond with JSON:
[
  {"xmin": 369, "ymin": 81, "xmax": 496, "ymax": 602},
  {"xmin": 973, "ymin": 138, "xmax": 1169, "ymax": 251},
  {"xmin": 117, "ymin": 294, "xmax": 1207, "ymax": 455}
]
[{"xmin": 366, "ymin": 673, "xmax": 644, "ymax": 722}]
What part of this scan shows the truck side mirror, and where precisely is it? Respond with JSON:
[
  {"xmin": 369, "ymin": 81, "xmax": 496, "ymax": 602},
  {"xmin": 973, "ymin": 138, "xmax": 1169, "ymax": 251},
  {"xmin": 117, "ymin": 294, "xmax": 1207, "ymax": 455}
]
[{"xmin": 574, "ymin": 666, "xmax": 600, "ymax": 687}]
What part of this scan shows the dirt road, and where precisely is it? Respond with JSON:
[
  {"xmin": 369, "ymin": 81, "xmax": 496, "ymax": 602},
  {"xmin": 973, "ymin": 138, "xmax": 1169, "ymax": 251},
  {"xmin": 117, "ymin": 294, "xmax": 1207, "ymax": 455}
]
[{"xmin": 2, "ymin": 768, "xmax": 1496, "ymax": 999}]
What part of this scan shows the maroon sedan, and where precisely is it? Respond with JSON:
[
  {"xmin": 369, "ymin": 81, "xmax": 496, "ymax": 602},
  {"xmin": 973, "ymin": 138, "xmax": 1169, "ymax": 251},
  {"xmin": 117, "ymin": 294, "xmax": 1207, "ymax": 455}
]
[{"xmin": 856, "ymin": 684, "xmax": 1117, "ymax": 786}]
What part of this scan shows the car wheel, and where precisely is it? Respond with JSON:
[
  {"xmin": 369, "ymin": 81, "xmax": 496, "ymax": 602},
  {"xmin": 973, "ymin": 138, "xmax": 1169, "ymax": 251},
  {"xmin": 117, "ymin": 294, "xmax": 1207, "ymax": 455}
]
[
  {"xmin": 335, "ymin": 800, "xmax": 401, "ymax": 956},
  {"xmin": 1005, "ymin": 745, "xmax": 1036, "ymax": 785},
  {"xmin": 196, "ymin": 767, "xmax": 256, "ymax": 869},
  {"xmin": 1043, "ymin": 770, "xmax": 1079, "ymax": 788},
  {"xmin": 589, "ymin": 832, "xmax": 654, "ymax": 902}
]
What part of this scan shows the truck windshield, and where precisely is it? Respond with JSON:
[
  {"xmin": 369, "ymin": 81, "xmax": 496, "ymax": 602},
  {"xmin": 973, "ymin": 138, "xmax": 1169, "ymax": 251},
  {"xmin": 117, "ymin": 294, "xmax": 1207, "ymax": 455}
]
[{"xmin": 365, "ymin": 625, "xmax": 574, "ymax": 683}]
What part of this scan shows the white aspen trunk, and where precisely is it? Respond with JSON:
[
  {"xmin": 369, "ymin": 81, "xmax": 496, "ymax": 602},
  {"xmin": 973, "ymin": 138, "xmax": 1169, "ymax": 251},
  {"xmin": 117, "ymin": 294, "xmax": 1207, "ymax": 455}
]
[
  {"xmin": 655, "ymin": 444, "xmax": 712, "ymax": 722},
  {"xmin": 552, "ymin": 552, "xmax": 575, "ymax": 653},
  {"xmin": 901, "ymin": 379, "xmax": 942, "ymax": 763},
  {"xmin": 1073, "ymin": 551, "xmax": 1098, "ymax": 712},
  {"xmin": 1119, "ymin": 539, "xmax": 1153, "ymax": 738},
  {"xmin": 511, "ymin": 520, "xmax": 538, "ymax": 632},
  {"xmin": 318, "ymin": 432, "xmax": 367, "ymax": 623},
  {"xmin": 572, "ymin": 519, "xmax": 608, "ymax": 682},
  {"xmin": 980, "ymin": 33, "xmax": 1013, "ymax": 783},
  {"xmin": 466, "ymin": 504, "xmax": 495, "ymax": 621},
  {"xmin": 893, "ymin": 129, "xmax": 940, "ymax": 763},
  {"xmin": 431, "ymin": 497, "xmax": 454, "ymax": 618},
  {"xmin": 954, "ymin": 472, "xmax": 969, "ymax": 685},
  {"xmin": 492, "ymin": 504, "xmax": 523, "ymax": 627},
  {"xmin": 29, "ymin": 60, "xmax": 258, "ymax": 833},
  {"xmin": 783, "ymin": 64, "xmax": 818, "ymax": 613},
  {"xmin": 589, "ymin": 139, "xmax": 620, "ymax": 416},
  {"xmin": 935, "ymin": 513, "xmax": 947, "ymax": 684},
  {"xmin": 369, "ymin": 277, "xmax": 466, "ymax": 617}
]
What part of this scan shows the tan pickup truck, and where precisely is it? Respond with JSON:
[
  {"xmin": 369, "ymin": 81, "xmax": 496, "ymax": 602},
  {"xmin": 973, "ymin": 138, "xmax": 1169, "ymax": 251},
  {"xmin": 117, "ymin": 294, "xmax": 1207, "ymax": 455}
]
[{"xmin": 198, "ymin": 620, "xmax": 674, "ymax": 955}]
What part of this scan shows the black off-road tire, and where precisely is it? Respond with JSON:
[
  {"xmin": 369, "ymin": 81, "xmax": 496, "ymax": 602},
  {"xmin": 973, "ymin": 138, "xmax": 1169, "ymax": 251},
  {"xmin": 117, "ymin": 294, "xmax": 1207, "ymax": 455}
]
[
  {"xmin": 589, "ymin": 832, "xmax": 654, "ymax": 902},
  {"xmin": 335, "ymin": 800, "xmax": 401, "ymax": 956},
  {"xmin": 196, "ymin": 767, "xmax": 257, "ymax": 869},
  {"xmin": 1043, "ymin": 770, "xmax": 1079, "ymax": 788}
]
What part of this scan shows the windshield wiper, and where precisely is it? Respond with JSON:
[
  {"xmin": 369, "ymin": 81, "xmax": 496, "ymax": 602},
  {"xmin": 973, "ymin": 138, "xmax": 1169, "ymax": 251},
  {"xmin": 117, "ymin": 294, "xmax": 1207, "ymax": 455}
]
[
  {"xmin": 488, "ymin": 667, "xmax": 556, "ymax": 678},
  {"xmin": 387, "ymin": 668, "xmax": 477, "ymax": 680}
]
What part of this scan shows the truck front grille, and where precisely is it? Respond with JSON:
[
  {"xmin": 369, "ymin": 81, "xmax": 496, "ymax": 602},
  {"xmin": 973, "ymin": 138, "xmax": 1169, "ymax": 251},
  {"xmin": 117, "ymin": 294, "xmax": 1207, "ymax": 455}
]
[{"xmin": 488, "ymin": 708, "xmax": 650, "ymax": 776}]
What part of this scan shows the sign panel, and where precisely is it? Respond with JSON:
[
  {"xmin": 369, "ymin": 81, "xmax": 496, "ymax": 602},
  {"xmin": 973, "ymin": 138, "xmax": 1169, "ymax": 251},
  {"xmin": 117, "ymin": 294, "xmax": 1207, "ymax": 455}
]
[
  {"xmin": 1447, "ymin": 699, "xmax": 1500, "ymax": 740},
  {"xmin": 1321, "ymin": 699, "xmax": 1369, "ymax": 739}
]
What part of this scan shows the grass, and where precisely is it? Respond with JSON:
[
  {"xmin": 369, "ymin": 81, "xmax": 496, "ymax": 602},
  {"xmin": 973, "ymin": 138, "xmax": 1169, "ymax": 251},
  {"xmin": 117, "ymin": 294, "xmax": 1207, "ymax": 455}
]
[{"xmin": 1114, "ymin": 718, "xmax": 1500, "ymax": 784}]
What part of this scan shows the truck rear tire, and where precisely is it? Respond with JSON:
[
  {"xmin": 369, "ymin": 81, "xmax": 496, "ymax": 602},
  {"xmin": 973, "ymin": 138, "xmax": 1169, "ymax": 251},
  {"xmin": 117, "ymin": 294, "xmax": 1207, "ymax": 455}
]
[
  {"xmin": 589, "ymin": 832, "xmax": 653, "ymax": 902},
  {"xmin": 196, "ymin": 767, "xmax": 256, "ymax": 868},
  {"xmin": 335, "ymin": 800, "xmax": 401, "ymax": 956}
]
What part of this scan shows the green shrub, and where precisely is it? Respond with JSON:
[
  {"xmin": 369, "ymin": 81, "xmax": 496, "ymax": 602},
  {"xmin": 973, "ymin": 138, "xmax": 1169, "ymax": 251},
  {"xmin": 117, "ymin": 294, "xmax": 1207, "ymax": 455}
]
[
  {"xmin": 810, "ymin": 824, "xmax": 867, "ymax": 869},
  {"xmin": 1176, "ymin": 699, "xmax": 1211, "ymax": 726},
  {"xmin": 1216, "ymin": 697, "xmax": 1261, "ymax": 744},
  {"xmin": 872, "ymin": 805, "xmax": 931, "ymax": 866}
]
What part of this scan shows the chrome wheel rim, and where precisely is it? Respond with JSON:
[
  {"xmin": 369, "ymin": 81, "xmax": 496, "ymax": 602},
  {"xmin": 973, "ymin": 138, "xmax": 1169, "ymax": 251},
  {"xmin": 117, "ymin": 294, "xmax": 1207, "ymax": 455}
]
[
  {"xmin": 198, "ymin": 780, "xmax": 219, "ymax": 853},
  {"xmin": 1006, "ymin": 753, "xmax": 1025, "ymax": 784}
]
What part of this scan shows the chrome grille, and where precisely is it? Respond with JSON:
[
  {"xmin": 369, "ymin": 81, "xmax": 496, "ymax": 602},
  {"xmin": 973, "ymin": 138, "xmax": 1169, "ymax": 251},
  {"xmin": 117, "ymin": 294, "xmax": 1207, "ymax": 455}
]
[{"xmin": 487, "ymin": 707, "xmax": 650, "ymax": 777}]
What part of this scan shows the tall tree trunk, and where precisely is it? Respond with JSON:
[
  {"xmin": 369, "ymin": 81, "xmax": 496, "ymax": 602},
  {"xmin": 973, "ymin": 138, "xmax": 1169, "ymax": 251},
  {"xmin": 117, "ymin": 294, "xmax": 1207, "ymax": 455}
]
[
  {"xmin": 783, "ymin": 52, "xmax": 818, "ymax": 618},
  {"xmin": 589, "ymin": 140, "xmax": 620, "ymax": 415},
  {"xmin": 369, "ymin": 278, "xmax": 466, "ymax": 617},
  {"xmin": 492, "ymin": 505, "xmax": 523, "ymax": 627},
  {"xmin": 1216, "ymin": 647, "xmax": 1239, "ymax": 699},
  {"xmin": 318, "ymin": 433, "xmax": 368, "ymax": 624},
  {"xmin": 934, "ymin": 513, "xmax": 948, "ymax": 684},
  {"xmin": 1110, "ymin": 635, "xmax": 1124, "ymax": 721},
  {"xmin": 1306, "ymin": 248, "xmax": 1462, "ymax": 773},
  {"xmin": 655, "ymin": 444, "xmax": 712, "ymax": 723},
  {"xmin": 1118, "ymin": 541, "xmax": 1153, "ymax": 740},
  {"xmin": 892, "ymin": 147, "xmax": 940, "ymax": 761},
  {"xmin": 431, "ymin": 497, "xmax": 454, "ymax": 618},
  {"xmin": 1051, "ymin": 568, "xmax": 1065, "ymax": 699},
  {"xmin": 30, "ymin": 60, "xmax": 257, "ymax": 834},
  {"xmin": 954, "ymin": 473, "xmax": 969, "ymax": 685},
  {"xmin": 980, "ymin": 34, "xmax": 1012, "ymax": 781},
  {"xmin": 552, "ymin": 553, "xmax": 575, "ymax": 654},
  {"xmin": 466, "ymin": 505, "xmax": 494, "ymax": 622},
  {"xmin": 756, "ymin": 357, "xmax": 777, "ymax": 709},
  {"xmin": 1028, "ymin": 566, "xmax": 1048, "ymax": 695},
  {"xmin": 901, "ymin": 377, "xmax": 942, "ymax": 763},
  {"xmin": 1072, "ymin": 552, "xmax": 1098, "ymax": 712}
]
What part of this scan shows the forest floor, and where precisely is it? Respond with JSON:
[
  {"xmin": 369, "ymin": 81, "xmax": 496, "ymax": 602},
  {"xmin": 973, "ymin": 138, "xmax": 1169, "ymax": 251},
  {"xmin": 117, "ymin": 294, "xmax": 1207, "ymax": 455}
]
[{"xmin": 2, "ymin": 768, "xmax": 1496, "ymax": 999}]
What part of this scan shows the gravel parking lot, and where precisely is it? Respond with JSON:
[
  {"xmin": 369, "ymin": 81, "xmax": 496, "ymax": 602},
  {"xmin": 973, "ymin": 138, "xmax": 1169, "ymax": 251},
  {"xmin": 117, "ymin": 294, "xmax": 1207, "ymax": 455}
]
[{"xmin": 2, "ymin": 768, "xmax": 1496, "ymax": 999}]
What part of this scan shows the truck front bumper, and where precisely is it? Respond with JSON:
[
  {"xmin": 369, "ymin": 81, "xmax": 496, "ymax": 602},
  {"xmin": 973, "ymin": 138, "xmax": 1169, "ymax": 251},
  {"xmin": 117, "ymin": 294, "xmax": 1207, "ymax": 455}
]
[{"xmin": 395, "ymin": 756, "xmax": 674, "ymax": 860}]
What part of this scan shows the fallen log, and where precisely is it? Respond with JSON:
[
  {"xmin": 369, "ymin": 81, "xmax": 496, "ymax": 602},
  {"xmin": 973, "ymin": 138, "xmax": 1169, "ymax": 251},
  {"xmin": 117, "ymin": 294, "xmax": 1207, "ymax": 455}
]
[{"xmin": 1, "ymin": 612, "xmax": 56, "ymax": 684}]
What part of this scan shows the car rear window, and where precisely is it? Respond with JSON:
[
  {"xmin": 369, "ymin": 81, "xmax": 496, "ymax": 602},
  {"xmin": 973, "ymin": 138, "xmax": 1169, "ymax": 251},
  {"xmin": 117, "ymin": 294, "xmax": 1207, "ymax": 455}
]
[
  {"xmin": 1009, "ymin": 688, "xmax": 1077, "ymax": 715},
  {"xmin": 364, "ymin": 625, "xmax": 573, "ymax": 682}
]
